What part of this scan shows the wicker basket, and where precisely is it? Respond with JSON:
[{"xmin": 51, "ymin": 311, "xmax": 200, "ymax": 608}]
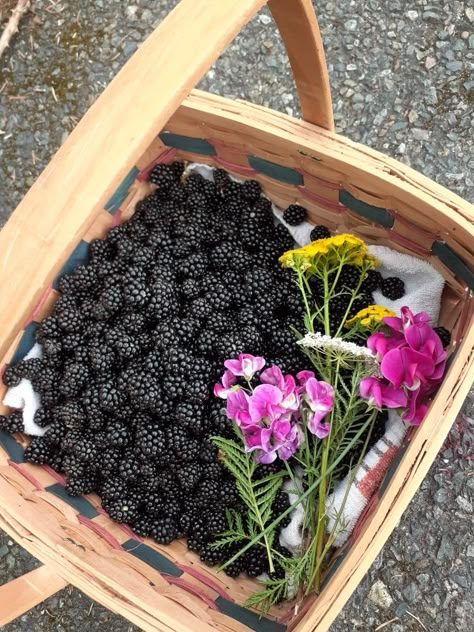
[{"xmin": 0, "ymin": 0, "xmax": 473, "ymax": 629}]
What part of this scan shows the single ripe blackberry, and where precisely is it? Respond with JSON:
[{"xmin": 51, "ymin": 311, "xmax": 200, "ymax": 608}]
[
  {"xmin": 34, "ymin": 408, "xmax": 53, "ymax": 428},
  {"xmin": 24, "ymin": 437, "xmax": 53, "ymax": 465},
  {"xmin": 107, "ymin": 421, "xmax": 130, "ymax": 447},
  {"xmin": 200, "ymin": 545, "xmax": 223, "ymax": 567},
  {"xmin": 150, "ymin": 516, "xmax": 179, "ymax": 544},
  {"xmin": 100, "ymin": 477, "xmax": 128, "ymax": 501},
  {"xmin": 180, "ymin": 278, "xmax": 201, "ymax": 302},
  {"xmin": 104, "ymin": 497, "xmax": 139, "ymax": 523},
  {"xmin": 135, "ymin": 424, "xmax": 166, "ymax": 458},
  {"xmin": 283, "ymin": 204, "xmax": 307, "ymax": 226},
  {"xmin": 433, "ymin": 326, "xmax": 451, "ymax": 349},
  {"xmin": 147, "ymin": 281, "xmax": 179, "ymax": 321},
  {"xmin": 55, "ymin": 306, "xmax": 84, "ymax": 333},
  {"xmin": 66, "ymin": 473, "xmax": 97, "ymax": 496},
  {"xmin": 205, "ymin": 284, "xmax": 234, "ymax": 312},
  {"xmin": 339, "ymin": 265, "xmax": 362, "ymax": 291},
  {"xmin": 310, "ymin": 225, "xmax": 331, "ymax": 241},
  {"xmin": 274, "ymin": 222, "xmax": 295, "ymax": 250},
  {"xmin": 149, "ymin": 164, "xmax": 177, "ymax": 189},
  {"xmin": 188, "ymin": 297, "xmax": 212, "ymax": 322},
  {"xmin": 381, "ymin": 276, "xmax": 405, "ymax": 300},
  {"xmin": 2, "ymin": 365, "xmax": 21, "ymax": 387},
  {"xmin": 170, "ymin": 161, "xmax": 185, "ymax": 180},
  {"xmin": 241, "ymin": 178, "xmax": 262, "ymax": 202},
  {"xmin": 361, "ymin": 269, "xmax": 383, "ymax": 293},
  {"xmin": 60, "ymin": 362, "xmax": 89, "ymax": 398},
  {"xmin": 132, "ymin": 513, "xmax": 153, "ymax": 538},
  {"xmin": 0, "ymin": 411, "xmax": 24, "ymax": 433},
  {"xmin": 176, "ymin": 463, "xmax": 203, "ymax": 492},
  {"xmin": 174, "ymin": 400, "xmax": 205, "ymax": 436},
  {"xmin": 210, "ymin": 242, "xmax": 234, "ymax": 271},
  {"xmin": 213, "ymin": 168, "xmax": 231, "ymax": 190}
]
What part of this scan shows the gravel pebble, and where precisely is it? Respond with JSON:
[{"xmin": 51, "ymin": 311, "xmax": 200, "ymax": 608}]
[{"xmin": 0, "ymin": 1, "xmax": 472, "ymax": 630}]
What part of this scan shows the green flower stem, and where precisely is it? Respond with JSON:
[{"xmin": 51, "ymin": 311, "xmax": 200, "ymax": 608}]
[
  {"xmin": 334, "ymin": 262, "xmax": 370, "ymax": 339},
  {"xmin": 295, "ymin": 268, "xmax": 314, "ymax": 333},
  {"xmin": 217, "ymin": 413, "xmax": 375, "ymax": 574},
  {"xmin": 306, "ymin": 407, "xmax": 378, "ymax": 593}
]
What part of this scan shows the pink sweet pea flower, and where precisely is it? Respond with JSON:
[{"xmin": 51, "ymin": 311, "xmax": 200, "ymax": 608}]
[
  {"xmin": 381, "ymin": 347, "xmax": 435, "ymax": 391},
  {"xmin": 224, "ymin": 354, "xmax": 266, "ymax": 381},
  {"xmin": 308, "ymin": 414, "xmax": 331, "ymax": 439},
  {"xmin": 248, "ymin": 384, "xmax": 287, "ymax": 424},
  {"xmin": 226, "ymin": 389, "xmax": 252, "ymax": 427},
  {"xmin": 305, "ymin": 378, "xmax": 334, "ymax": 419},
  {"xmin": 243, "ymin": 418, "xmax": 302, "ymax": 463},
  {"xmin": 260, "ymin": 365, "xmax": 285, "ymax": 390},
  {"xmin": 359, "ymin": 376, "xmax": 408, "ymax": 409},
  {"xmin": 213, "ymin": 369, "xmax": 238, "ymax": 399}
]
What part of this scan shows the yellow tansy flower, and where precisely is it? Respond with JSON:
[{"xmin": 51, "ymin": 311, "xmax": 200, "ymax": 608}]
[{"xmin": 345, "ymin": 305, "xmax": 396, "ymax": 327}]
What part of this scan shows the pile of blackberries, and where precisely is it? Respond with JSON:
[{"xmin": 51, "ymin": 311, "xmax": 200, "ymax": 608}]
[{"xmin": 0, "ymin": 164, "xmax": 309, "ymax": 576}]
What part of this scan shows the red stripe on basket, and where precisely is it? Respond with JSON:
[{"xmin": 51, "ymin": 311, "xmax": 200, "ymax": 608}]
[
  {"xmin": 78, "ymin": 514, "xmax": 123, "ymax": 550},
  {"xmin": 26, "ymin": 285, "xmax": 53, "ymax": 326},
  {"xmin": 298, "ymin": 170, "xmax": 342, "ymax": 191},
  {"xmin": 175, "ymin": 563, "xmax": 234, "ymax": 601},
  {"xmin": 42, "ymin": 465, "xmax": 67, "ymax": 486},
  {"xmin": 297, "ymin": 185, "xmax": 346, "ymax": 210},
  {"xmin": 386, "ymin": 230, "xmax": 431, "ymax": 257},
  {"xmin": 137, "ymin": 148, "xmax": 178, "ymax": 182},
  {"xmin": 213, "ymin": 156, "xmax": 258, "ymax": 176},
  {"xmin": 112, "ymin": 209, "xmax": 122, "ymax": 227},
  {"xmin": 77, "ymin": 514, "xmax": 122, "ymax": 551},
  {"xmin": 163, "ymin": 575, "xmax": 219, "ymax": 610},
  {"xmin": 8, "ymin": 460, "xmax": 44, "ymax": 491}
]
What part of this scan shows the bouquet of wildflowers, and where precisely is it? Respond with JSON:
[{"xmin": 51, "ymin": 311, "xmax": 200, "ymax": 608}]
[{"xmin": 211, "ymin": 234, "xmax": 447, "ymax": 611}]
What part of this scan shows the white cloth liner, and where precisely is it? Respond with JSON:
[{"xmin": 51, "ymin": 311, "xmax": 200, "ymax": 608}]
[{"xmin": 4, "ymin": 163, "xmax": 445, "ymax": 549}]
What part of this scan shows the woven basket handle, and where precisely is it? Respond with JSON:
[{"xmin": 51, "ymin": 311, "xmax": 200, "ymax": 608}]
[{"xmin": 0, "ymin": 0, "xmax": 332, "ymax": 361}]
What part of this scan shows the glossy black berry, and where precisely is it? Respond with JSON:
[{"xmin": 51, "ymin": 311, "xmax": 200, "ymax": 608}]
[
  {"xmin": 381, "ymin": 276, "xmax": 405, "ymax": 300},
  {"xmin": 310, "ymin": 225, "xmax": 331, "ymax": 240},
  {"xmin": 283, "ymin": 204, "xmax": 307, "ymax": 226}
]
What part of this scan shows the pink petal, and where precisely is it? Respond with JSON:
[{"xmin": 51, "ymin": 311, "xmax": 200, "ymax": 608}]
[
  {"xmin": 296, "ymin": 370, "xmax": 315, "ymax": 386},
  {"xmin": 308, "ymin": 413, "xmax": 330, "ymax": 439},
  {"xmin": 260, "ymin": 366, "xmax": 285, "ymax": 390},
  {"xmin": 221, "ymin": 369, "xmax": 237, "ymax": 389},
  {"xmin": 248, "ymin": 384, "xmax": 283, "ymax": 423},
  {"xmin": 360, "ymin": 377, "xmax": 384, "ymax": 407}
]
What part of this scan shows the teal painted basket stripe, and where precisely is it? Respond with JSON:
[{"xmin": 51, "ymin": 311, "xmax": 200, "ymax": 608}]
[
  {"xmin": 339, "ymin": 190, "xmax": 394, "ymax": 228},
  {"xmin": 105, "ymin": 166, "xmax": 140, "ymax": 215},
  {"xmin": 52, "ymin": 240, "xmax": 90, "ymax": 290},
  {"xmin": 11, "ymin": 322, "xmax": 38, "ymax": 365},
  {"xmin": 159, "ymin": 132, "xmax": 216, "ymax": 155},
  {"xmin": 247, "ymin": 156, "xmax": 303, "ymax": 185},
  {"xmin": 0, "ymin": 430, "xmax": 25, "ymax": 463},
  {"xmin": 432, "ymin": 240, "xmax": 474, "ymax": 291},
  {"xmin": 46, "ymin": 483, "xmax": 99, "ymax": 519},
  {"xmin": 215, "ymin": 597, "xmax": 286, "ymax": 632},
  {"xmin": 320, "ymin": 548, "xmax": 349, "ymax": 590},
  {"xmin": 122, "ymin": 540, "xmax": 182, "ymax": 577}
]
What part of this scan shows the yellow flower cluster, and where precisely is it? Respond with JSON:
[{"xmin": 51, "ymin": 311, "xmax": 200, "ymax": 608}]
[
  {"xmin": 279, "ymin": 234, "xmax": 379, "ymax": 272},
  {"xmin": 345, "ymin": 305, "xmax": 396, "ymax": 327}
]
